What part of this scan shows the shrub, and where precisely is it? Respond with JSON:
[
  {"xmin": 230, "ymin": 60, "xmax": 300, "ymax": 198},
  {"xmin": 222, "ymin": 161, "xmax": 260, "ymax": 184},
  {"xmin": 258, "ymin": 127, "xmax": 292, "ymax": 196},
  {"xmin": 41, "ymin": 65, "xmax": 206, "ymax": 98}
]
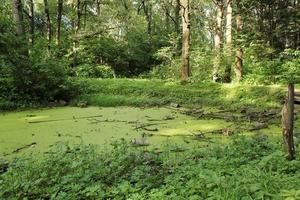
[{"xmin": 76, "ymin": 64, "xmax": 115, "ymax": 78}]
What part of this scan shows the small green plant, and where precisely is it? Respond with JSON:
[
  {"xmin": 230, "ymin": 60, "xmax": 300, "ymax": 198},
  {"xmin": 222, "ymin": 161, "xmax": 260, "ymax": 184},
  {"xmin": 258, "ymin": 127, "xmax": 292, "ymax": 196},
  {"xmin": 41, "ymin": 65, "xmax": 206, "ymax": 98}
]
[{"xmin": 1, "ymin": 136, "xmax": 300, "ymax": 199}]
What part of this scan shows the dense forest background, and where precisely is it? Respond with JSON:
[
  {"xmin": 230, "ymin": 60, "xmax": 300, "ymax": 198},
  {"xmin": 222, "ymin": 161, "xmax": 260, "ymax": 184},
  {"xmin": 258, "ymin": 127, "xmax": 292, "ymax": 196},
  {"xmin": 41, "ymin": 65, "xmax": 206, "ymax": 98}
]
[{"xmin": 0, "ymin": 0, "xmax": 299, "ymax": 108}]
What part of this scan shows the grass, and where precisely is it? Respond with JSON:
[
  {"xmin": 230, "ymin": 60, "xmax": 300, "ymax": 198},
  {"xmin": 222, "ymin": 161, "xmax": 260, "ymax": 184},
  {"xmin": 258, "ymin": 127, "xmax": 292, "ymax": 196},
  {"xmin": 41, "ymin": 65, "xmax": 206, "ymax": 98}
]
[{"xmin": 73, "ymin": 79, "xmax": 285, "ymax": 109}]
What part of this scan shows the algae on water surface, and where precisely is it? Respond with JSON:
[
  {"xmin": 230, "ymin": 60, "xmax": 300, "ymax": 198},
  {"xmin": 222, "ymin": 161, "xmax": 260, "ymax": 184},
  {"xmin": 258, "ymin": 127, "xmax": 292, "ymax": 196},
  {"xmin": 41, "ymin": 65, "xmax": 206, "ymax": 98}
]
[{"xmin": 0, "ymin": 106, "xmax": 234, "ymax": 158}]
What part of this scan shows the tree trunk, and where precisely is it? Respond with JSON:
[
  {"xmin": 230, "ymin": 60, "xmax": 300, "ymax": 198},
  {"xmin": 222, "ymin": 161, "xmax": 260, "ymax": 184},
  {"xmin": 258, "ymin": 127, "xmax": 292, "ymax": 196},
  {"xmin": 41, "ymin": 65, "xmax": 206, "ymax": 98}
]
[
  {"xmin": 212, "ymin": 1, "xmax": 223, "ymax": 82},
  {"xmin": 142, "ymin": 0, "xmax": 152, "ymax": 35},
  {"xmin": 282, "ymin": 83, "xmax": 295, "ymax": 160},
  {"xmin": 56, "ymin": 0, "xmax": 63, "ymax": 47},
  {"xmin": 28, "ymin": 0, "xmax": 34, "ymax": 45},
  {"xmin": 12, "ymin": 0, "xmax": 25, "ymax": 37},
  {"xmin": 73, "ymin": 0, "xmax": 81, "ymax": 68},
  {"xmin": 96, "ymin": 0, "xmax": 101, "ymax": 16},
  {"xmin": 83, "ymin": 2, "xmax": 87, "ymax": 30},
  {"xmin": 224, "ymin": 0, "xmax": 232, "ymax": 83},
  {"xmin": 44, "ymin": 0, "xmax": 51, "ymax": 49},
  {"xmin": 180, "ymin": 0, "xmax": 190, "ymax": 83},
  {"xmin": 235, "ymin": 14, "xmax": 243, "ymax": 81},
  {"xmin": 175, "ymin": 0, "xmax": 180, "ymax": 34}
]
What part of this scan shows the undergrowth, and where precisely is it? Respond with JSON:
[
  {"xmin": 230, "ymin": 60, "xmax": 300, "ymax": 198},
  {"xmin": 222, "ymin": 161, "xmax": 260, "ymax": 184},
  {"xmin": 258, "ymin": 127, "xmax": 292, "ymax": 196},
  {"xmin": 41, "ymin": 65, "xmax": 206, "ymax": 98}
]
[
  {"xmin": 1, "ymin": 136, "xmax": 300, "ymax": 199},
  {"xmin": 73, "ymin": 79, "xmax": 285, "ymax": 109}
]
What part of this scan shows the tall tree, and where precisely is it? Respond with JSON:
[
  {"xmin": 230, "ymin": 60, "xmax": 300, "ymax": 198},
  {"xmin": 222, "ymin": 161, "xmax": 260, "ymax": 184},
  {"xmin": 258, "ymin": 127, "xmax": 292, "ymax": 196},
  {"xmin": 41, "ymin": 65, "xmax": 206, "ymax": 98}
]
[
  {"xmin": 44, "ymin": 0, "xmax": 51, "ymax": 49},
  {"xmin": 224, "ymin": 0, "xmax": 232, "ymax": 82},
  {"xmin": 235, "ymin": 13, "xmax": 243, "ymax": 81},
  {"xmin": 11, "ymin": 0, "xmax": 25, "ymax": 37},
  {"xmin": 141, "ymin": 0, "xmax": 152, "ymax": 35},
  {"xmin": 212, "ymin": 0, "xmax": 224, "ymax": 82},
  {"xmin": 73, "ymin": 0, "xmax": 81, "ymax": 68},
  {"xmin": 175, "ymin": 0, "xmax": 181, "ymax": 34},
  {"xmin": 28, "ymin": 0, "xmax": 34, "ymax": 45},
  {"xmin": 180, "ymin": 0, "xmax": 190, "ymax": 83},
  {"xmin": 56, "ymin": 0, "xmax": 63, "ymax": 47},
  {"xmin": 96, "ymin": 0, "xmax": 102, "ymax": 16}
]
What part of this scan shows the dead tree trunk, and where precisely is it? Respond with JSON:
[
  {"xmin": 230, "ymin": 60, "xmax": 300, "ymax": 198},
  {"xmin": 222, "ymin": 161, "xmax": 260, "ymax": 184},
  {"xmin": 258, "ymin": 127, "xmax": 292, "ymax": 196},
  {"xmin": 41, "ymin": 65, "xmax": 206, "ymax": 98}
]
[{"xmin": 282, "ymin": 83, "xmax": 295, "ymax": 160}]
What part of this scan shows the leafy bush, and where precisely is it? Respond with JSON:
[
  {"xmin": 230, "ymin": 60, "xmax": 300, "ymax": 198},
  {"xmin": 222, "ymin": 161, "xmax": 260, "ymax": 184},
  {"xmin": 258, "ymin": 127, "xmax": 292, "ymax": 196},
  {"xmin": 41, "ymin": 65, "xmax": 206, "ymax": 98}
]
[
  {"xmin": 243, "ymin": 59, "xmax": 283, "ymax": 85},
  {"xmin": 76, "ymin": 64, "xmax": 115, "ymax": 78},
  {"xmin": 279, "ymin": 49, "xmax": 300, "ymax": 84}
]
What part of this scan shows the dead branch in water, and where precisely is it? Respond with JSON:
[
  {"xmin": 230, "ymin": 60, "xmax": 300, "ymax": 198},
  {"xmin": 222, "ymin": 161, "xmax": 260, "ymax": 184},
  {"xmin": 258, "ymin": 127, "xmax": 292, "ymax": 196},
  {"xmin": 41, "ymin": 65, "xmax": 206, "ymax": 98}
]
[{"xmin": 12, "ymin": 142, "xmax": 37, "ymax": 153}]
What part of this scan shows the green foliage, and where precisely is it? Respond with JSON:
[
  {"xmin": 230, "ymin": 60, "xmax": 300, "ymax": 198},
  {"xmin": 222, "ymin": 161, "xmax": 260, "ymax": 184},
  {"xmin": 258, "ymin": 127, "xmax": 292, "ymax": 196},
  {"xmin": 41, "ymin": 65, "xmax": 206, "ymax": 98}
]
[
  {"xmin": 243, "ymin": 49, "xmax": 300, "ymax": 85},
  {"xmin": 76, "ymin": 64, "xmax": 115, "ymax": 78},
  {"xmin": 243, "ymin": 59, "xmax": 283, "ymax": 85},
  {"xmin": 73, "ymin": 79, "xmax": 284, "ymax": 109},
  {"xmin": 1, "ymin": 136, "xmax": 300, "ymax": 199},
  {"xmin": 280, "ymin": 49, "xmax": 300, "ymax": 84}
]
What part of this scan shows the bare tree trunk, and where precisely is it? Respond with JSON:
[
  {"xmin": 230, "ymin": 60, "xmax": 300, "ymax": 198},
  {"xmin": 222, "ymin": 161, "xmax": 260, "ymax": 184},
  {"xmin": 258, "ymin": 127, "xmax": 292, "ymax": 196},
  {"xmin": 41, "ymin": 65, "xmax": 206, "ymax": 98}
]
[
  {"xmin": 28, "ymin": 0, "xmax": 34, "ymax": 45},
  {"xmin": 12, "ymin": 0, "xmax": 25, "ymax": 37},
  {"xmin": 224, "ymin": 0, "xmax": 232, "ymax": 83},
  {"xmin": 212, "ymin": 1, "xmax": 223, "ymax": 82},
  {"xmin": 44, "ymin": 0, "xmax": 51, "ymax": 49},
  {"xmin": 73, "ymin": 0, "xmax": 81, "ymax": 68},
  {"xmin": 56, "ymin": 0, "xmax": 63, "ymax": 47},
  {"xmin": 235, "ymin": 14, "xmax": 243, "ymax": 81},
  {"xmin": 282, "ymin": 83, "xmax": 295, "ymax": 160},
  {"xmin": 180, "ymin": 0, "xmax": 190, "ymax": 83}
]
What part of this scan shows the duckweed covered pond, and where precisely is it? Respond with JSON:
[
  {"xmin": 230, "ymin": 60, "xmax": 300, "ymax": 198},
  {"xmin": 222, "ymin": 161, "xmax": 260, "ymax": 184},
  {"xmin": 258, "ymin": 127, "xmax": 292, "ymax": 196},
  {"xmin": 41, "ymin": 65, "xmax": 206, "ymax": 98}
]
[{"xmin": 0, "ymin": 106, "xmax": 238, "ymax": 158}]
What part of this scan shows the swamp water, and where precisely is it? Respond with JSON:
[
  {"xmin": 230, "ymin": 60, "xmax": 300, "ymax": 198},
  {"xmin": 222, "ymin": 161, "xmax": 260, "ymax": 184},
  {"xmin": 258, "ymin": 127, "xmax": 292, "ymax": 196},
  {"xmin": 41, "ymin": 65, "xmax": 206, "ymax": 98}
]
[{"xmin": 0, "ymin": 106, "xmax": 234, "ymax": 158}]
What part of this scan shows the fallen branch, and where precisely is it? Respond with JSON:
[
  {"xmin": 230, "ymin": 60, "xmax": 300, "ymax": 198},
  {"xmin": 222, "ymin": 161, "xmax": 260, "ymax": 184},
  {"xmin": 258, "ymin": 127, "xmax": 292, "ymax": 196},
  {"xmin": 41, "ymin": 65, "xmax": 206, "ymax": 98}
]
[{"xmin": 12, "ymin": 142, "xmax": 37, "ymax": 153}]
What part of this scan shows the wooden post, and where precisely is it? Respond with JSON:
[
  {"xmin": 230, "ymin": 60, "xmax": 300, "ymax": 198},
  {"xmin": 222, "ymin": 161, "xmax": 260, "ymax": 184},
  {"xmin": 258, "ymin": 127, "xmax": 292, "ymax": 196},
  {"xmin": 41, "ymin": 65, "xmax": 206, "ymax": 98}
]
[{"xmin": 282, "ymin": 83, "xmax": 295, "ymax": 160}]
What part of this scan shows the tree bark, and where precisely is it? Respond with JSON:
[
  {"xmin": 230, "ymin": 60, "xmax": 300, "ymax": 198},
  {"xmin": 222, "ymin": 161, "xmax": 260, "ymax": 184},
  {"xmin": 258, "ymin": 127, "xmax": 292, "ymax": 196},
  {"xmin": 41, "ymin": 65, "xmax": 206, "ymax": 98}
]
[
  {"xmin": 224, "ymin": 0, "xmax": 232, "ymax": 83},
  {"xmin": 235, "ymin": 14, "xmax": 243, "ymax": 81},
  {"xmin": 142, "ymin": 0, "xmax": 152, "ymax": 35},
  {"xmin": 28, "ymin": 0, "xmax": 34, "ymax": 45},
  {"xmin": 96, "ymin": 0, "xmax": 102, "ymax": 16},
  {"xmin": 56, "ymin": 0, "xmax": 63, "ymax": 47},
  {"xmin": 282, "ymin": 83, "xmax": 295, "ymax": 160},
  {"xmin": 175, "ymin": 0, "xmax": 180, "ymax": 34},
  {"xmin": 180, "ymin": 0, "xmax": 190, "ymax": 83},
  {"xmin": 73, "ymin": 0, "xmax": 81, "ymax": 68},
  {"xmin": 44, "ymin": 0, "xmax": 52, "ymax": 49},
  {"xmin": 212, "ymin": 1, "xmax": 223, "ymax": 82},
  {"xmin": 12, "ymin": 0, "xmax": 25, "ymax": 37}
]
